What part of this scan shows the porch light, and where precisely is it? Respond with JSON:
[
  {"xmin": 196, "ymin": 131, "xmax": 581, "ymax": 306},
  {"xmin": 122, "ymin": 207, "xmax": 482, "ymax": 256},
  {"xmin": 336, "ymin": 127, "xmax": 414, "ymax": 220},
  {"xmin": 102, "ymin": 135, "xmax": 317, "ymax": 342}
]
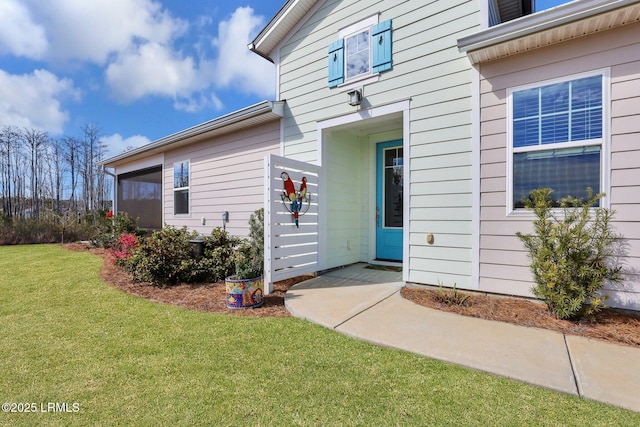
[{"xmin": 347, "ymin": 89, "xmax": 362, "ymax": 106}]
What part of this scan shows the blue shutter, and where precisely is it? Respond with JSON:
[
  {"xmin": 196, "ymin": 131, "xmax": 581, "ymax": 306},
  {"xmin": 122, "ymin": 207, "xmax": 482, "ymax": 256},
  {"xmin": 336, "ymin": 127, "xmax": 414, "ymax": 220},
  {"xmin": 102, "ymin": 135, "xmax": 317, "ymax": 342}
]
[
  {"xmin": 372, "ymin": 20, "xmax": 392, "ymax": 73},
  {"xmin": 328, "ymin": 39, "xmax": 344, "ymax": 88}
]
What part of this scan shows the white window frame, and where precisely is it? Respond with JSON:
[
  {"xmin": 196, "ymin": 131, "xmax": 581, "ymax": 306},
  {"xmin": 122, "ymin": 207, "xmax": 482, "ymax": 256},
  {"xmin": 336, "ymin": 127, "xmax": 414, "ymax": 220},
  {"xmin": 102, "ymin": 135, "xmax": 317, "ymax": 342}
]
[
  {"xmin": 338, "ymin": 14, "xmax": 380, "ymax": 91},
  {"xmin": 173, "ymin": 160, "xmax": 190, "ymax": 216},
  {"xmin": 506, "ymin": 68, "xmax": 610, "ymax": 215}
]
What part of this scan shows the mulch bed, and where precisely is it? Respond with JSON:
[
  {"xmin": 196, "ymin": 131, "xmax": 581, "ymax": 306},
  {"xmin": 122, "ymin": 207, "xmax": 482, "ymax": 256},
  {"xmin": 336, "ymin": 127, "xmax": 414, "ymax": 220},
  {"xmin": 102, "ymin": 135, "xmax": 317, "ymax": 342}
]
[
  {"xmin": 67, "ymin": 243, "xmax": 640, "ymax": 348},
  {"xmin": 401, "ymin": 287, "xmax": 640, "ymax": 349}
]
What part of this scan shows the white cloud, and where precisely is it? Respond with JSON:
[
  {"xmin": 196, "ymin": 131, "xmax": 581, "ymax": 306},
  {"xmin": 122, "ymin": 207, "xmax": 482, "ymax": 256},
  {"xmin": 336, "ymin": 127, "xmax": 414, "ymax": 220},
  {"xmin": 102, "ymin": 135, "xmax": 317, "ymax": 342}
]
[
  {"xmin": 105, "ymin": 42, "xmax": 199, "ymax": 103},
  {"xmin": 0, "ymin": 2, "xmax": 276, "ymax": 118},
  {"xmin": 174, "ymin": 93, "xmax": 224, "ymax": 113},
  {"xmin": 24, "ymin": 0, "xmax": 186, "ymax": 64},
  {"xmin": 104, "ymin": 7, "xmax": 275, "ymax": 109},
  {"xmin": 0, "ymin": 69, "xmax": 79, "ymax": 134},
  {"xmin": 212, "ymin": 7, "xmax": 275, "ymax": 98},
  {"xmin": 101, "ymin": 133, "xmax": 151, "ymax": 157},
  {"xmin": 0, "ymin": 0, "xmax": 48, "ymax": 58}
]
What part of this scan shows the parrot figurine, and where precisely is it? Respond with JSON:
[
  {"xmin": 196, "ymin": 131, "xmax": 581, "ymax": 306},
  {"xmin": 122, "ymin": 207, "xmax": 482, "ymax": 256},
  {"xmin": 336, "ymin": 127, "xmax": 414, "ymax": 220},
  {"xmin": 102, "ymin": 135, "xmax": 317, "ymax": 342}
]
[
  {"xmin": 281, "ymin": 171, "xmax": 296, "ymax": 201},
  {"xmin": 282, "ymin": 171, "xmax": 300, "ymax": 227},
  {"xmin": 298, "ymin": 176, "xmax": 307, "ymax": 201}
]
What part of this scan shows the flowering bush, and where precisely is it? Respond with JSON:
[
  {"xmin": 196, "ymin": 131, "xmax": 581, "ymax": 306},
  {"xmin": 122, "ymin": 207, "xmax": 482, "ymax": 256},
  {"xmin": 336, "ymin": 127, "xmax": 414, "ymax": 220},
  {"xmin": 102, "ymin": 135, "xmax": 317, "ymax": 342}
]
[
  {"xmin": 108, "ymin": 232, "xmax": 139, "ymax": 266},
  {"xmin": 91, "ymin": 211, "xmax": 145, "ymax": 248}
]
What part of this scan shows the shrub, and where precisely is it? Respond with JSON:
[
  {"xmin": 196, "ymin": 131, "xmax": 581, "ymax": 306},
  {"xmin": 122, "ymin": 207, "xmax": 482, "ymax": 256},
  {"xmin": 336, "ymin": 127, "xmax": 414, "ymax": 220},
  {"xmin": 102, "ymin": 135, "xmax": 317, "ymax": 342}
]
[
  {"xmin": 91, "ymin": 211, "xmax": 145, "ymax": 248},
  {"xmin": 191, "ymin": 227, "xmax": 241, "ymax": 283},
  {"xmin": 126, "ymin": 225, "xmax": 198, "ymax": 286},
  {"xmin": 108, "ymin": 232, "xmax": 139, "ymax": 266},
  {"xmin": 516, "ymin": 188, "xmax": 624, "ymax": 320}
]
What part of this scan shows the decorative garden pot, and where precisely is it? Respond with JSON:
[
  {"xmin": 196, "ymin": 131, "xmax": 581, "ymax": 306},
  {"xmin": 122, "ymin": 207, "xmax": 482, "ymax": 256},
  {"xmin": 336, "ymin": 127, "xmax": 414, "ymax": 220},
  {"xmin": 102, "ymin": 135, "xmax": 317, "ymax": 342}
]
[{"xmin": 224, "ymin": 276, "xmax": 264, "ymax": 309}]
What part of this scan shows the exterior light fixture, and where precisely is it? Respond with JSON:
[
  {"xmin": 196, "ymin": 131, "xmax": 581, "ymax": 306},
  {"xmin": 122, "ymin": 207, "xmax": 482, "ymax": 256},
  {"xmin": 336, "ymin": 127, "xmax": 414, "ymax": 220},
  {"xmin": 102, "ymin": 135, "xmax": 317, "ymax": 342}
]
[{"xmin": 347, "ymin": 89, "xmax": 362, "ymax": 106}]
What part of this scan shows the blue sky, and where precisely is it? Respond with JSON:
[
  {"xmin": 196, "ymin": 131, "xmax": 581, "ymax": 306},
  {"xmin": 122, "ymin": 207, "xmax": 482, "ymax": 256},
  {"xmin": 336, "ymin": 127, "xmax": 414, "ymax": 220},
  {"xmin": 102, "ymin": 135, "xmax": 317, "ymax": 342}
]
[
  {"xmin": 535, "ymin": 0, "xmax": 572, "ymax": 12},
  {"xmin": 0, "ymin": 0, "xmax": 284, "ymax": 157},
  {"xmin": 0, "ymin": 0, "xmax": 576, "ymax": 158}
]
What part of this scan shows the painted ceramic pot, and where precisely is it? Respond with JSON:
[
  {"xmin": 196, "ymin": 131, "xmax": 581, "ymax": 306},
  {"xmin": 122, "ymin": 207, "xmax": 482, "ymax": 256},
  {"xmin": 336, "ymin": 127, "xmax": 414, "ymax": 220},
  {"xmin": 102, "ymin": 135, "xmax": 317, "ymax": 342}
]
[{"xmin": 224, "ymin": 276, "xmax": 264, "ymax": 309}]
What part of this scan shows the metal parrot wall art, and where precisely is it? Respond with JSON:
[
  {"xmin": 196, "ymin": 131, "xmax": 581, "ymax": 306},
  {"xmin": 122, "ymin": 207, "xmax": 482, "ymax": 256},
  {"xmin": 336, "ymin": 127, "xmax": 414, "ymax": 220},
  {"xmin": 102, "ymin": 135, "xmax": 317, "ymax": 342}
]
[{"xmin": 280, "ymin": 171, "xmax": 310, "ymax": 228}]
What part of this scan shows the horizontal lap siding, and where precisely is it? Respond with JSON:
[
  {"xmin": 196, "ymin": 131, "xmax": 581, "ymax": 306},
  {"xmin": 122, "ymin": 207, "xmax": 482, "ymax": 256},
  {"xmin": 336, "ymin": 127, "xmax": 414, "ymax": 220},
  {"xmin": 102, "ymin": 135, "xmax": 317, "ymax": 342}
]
[
  {"xmin": 279, "ymin": 0, "xmax": 480, "ymax": 287},
  {"xmin": 479, "ymin": 22, "xmax": 640, "ymax": 309},
  {"xmin": 163, "ymin": 121, "xmax": 280, "ymax": 237}
]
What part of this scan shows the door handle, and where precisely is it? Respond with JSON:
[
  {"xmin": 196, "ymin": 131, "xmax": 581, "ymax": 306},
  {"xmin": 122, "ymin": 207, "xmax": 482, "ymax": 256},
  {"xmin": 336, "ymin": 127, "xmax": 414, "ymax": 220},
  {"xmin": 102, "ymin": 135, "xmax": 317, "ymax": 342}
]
[{"xmin": 376, "ymin": 206, "xmax": 381, "ymax": 226}]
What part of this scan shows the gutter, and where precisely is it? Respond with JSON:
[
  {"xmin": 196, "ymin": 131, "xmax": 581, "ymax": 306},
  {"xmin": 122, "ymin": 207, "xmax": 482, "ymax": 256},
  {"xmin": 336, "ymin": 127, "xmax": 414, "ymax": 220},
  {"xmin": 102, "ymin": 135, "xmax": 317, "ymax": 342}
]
[
  {"xmin": 100, "ymin": 100, "xmax": 284, "ymax": 166},
  {"xmin": 458, "ymin": 0, "xmax": 639, "ymax": 53},
  {"xmin": 249, "ymin": 0, "xmax": 296, "ymax": 61}
]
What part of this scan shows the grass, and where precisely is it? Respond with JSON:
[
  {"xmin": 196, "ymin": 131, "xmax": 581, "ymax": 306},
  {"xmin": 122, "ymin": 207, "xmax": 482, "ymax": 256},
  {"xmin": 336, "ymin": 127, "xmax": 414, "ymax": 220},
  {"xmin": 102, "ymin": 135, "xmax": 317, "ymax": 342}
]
[{"xmin": 0, "ymin": 245, "xmax": 638, "ymax": 426}]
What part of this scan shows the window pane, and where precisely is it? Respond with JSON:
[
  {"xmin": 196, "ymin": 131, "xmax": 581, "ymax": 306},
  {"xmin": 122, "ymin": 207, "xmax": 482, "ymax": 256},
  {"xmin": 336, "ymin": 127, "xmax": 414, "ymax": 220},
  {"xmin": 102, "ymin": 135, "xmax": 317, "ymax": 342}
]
[
  {"xmin": 174, "ymin": 189, "xmax": 189, "ymax": 215},
  {"xmin": 346, "ymin": 30, "xmax": 369, "ymax": 79},
  {"xmin": 541, "ymin": 113, "xmax": 569, "ymax": 144},
  {"xmin": 383, "ymin": 148, "xmax": 403, "ymax": 228},
  {"xmin": 513, "ymin": 118, "xmax": 539, "ymax": 147},
  {"xmin": 541, "ymin": 81, "xmax": 569, "ymax": 115},
  {"xmin": 572, "ymin": 75, "xmax": 602, "ymax": 110},
  {"xmin": 513, "ymin": 88, "xmax": 539, "ymax": 119},
  {"xmin": 513, "ymin": 147, "xmax": 600, "ymax": 208},
  {"xmin": 174, "ymin": 162, "xmax": 189, "ymax": 188},
  {"xmin": 571, "ymin": 108, "xmax": 602, "ymax": 141}
]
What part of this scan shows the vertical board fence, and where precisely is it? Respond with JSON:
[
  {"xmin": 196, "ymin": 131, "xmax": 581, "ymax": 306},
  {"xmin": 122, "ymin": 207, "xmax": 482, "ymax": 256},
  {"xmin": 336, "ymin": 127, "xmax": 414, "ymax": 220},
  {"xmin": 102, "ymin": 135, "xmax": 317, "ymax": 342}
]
[{"xmin": 264, "ymin": 154, "xmax": 320, "ymax": 294}]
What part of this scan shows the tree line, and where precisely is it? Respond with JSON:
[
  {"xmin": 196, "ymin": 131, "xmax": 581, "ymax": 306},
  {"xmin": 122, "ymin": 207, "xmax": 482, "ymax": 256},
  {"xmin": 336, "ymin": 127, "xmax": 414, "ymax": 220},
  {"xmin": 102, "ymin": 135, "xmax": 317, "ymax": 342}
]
[{"xmin": 0, "ymin": 123, "xmax": 112, "ymax": 222}]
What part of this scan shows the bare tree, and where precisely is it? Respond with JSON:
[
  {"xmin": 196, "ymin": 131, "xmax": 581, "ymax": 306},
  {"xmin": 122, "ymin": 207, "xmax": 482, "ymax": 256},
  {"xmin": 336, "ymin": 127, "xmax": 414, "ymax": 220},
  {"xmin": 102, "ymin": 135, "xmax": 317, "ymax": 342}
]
[
  {"xmin": 44, "ymin": 137, "xmax": 67, "ymax": 213},
  {"xmin": 62, "ymin": 136, "xmax": 81, "ymax": 212},
  {"xmin": 23, "ymin": 128, "xmax": 48, "ymax": 218},
  {"xmin": 81, "ymin": 123, "xmax": 103, "ymax": 214},
  {"xmin": 0, "ymin": 126, "xmax": 20, "ymax": 217}
]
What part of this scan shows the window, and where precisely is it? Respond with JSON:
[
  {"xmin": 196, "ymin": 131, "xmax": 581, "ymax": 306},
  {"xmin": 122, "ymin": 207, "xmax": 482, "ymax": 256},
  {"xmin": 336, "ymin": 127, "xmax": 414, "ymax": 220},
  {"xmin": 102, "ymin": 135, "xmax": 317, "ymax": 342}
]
[
  {"xmin": 508, "ymin": 72, "xmax": 607, "ymax": 210},
  {"xmin": 173, "ymin": 161, "xmax": 189, "ymax": 215},
  {"xmin": 489, "ymin": 0, "xmax": 533, "ymax": 26},
  {"xmin": 346, "ymin": 29, "xmax": 370, "ymax": 79},
  {"xmin": 328, "ymin": 18, "xmax": 392, "ymax": 88}
]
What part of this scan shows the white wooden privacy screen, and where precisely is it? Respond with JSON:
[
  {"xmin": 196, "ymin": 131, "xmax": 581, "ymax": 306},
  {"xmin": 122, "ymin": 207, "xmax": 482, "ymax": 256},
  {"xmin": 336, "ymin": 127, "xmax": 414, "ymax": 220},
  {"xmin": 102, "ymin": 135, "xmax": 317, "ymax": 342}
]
[{"xmin": 264, "ymin": 154, "xmax": 321, "ymax": 294}]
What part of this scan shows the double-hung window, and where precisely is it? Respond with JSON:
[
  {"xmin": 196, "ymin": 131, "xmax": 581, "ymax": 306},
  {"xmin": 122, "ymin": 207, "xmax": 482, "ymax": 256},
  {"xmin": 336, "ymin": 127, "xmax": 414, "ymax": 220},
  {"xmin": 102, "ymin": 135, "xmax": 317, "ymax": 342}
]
[
  {"xmin": 173, "ymin": 160, "xmax": 190, "ymax": 215},
  {"xmin": 508, "ymin": 70, "xmax": 608, "ymax": 211},
  {"xmin": 328, "ymin": 16, "xmax": 392, "ymax": 88}
]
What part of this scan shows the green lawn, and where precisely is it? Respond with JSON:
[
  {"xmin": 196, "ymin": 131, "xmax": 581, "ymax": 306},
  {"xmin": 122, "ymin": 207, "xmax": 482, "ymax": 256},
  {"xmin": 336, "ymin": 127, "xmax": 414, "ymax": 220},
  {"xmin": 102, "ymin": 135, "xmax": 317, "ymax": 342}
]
[{"xmin": 0, "ymin": 245, "xmax": 638, "ymax": 426}]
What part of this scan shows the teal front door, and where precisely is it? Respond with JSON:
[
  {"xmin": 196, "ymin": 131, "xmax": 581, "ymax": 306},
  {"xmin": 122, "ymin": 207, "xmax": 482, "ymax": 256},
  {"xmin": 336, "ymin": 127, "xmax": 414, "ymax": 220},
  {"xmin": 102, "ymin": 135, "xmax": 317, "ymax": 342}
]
[{"xmin": 376, "ymin": 140, "xmax": 403, "ymax": 261}]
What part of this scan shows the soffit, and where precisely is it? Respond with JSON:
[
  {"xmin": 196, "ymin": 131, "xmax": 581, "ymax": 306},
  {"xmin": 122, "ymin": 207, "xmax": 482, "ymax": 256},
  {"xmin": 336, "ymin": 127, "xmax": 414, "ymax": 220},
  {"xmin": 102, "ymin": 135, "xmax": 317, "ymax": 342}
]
[{"xmin": 459, "ymin": 0, "xmax": 640, "ymax": 64}]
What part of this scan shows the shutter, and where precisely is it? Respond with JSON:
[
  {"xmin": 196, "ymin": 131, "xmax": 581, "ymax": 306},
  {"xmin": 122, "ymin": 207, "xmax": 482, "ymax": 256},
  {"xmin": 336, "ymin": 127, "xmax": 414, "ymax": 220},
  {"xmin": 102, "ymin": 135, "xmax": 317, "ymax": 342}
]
[
  {"xmin": 328, "ymin": 39, "xmax": 344, "ymax": 88},
  {"xmin": 372, "ymin": 20, "xmax": 392, "ymax": 73}
]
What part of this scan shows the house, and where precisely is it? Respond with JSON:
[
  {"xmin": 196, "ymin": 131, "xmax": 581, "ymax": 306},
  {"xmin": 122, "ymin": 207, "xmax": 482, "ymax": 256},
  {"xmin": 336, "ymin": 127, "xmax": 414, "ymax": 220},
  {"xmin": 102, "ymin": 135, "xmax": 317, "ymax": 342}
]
[
  {"xmin": 101, "ymin": 101, "xmax": 284, "ymax": 235},
  {"xmin": 458, "ymin": 0, "xmax": 640, "ymax": 309},
  {"xmin": 102, "ymin": 0, "xmax": 640, "ymax": 311}
]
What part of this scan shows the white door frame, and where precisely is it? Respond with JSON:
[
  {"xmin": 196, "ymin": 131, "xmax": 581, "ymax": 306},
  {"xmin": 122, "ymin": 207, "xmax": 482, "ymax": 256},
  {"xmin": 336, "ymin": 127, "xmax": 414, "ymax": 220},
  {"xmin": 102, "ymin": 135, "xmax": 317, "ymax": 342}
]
[{"xmin": 316, "ymin": 99, "xmax": 411, "ymax": 281}]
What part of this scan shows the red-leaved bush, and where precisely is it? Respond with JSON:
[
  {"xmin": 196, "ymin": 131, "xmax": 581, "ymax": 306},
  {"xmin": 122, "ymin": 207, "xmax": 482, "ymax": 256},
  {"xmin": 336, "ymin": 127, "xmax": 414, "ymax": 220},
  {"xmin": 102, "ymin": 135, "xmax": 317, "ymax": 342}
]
[{"xmin": 109, "ymin": 232, "xmax": 139, "ymax": 266}]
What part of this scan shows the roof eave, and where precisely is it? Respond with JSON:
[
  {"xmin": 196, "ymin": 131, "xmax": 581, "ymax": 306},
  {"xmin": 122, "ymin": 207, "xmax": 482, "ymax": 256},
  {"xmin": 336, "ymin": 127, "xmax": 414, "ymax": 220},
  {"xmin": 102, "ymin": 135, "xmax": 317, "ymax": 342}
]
[
  {"xmin": 101, "ymin": 100, "xmax": 285, "ymax": 167},
  {"xmin": 250, "ymin": 0, "xmax": 319, "ymax": 60},
  {"xmin": 458, "ymin": 0, "xmax": 640, "ymax": 64}
]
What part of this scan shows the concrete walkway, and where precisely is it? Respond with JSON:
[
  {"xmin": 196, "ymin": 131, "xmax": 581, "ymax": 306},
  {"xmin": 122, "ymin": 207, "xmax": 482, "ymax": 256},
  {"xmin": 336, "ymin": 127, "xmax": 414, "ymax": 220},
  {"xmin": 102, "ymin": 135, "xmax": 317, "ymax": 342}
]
[{"xmin": 285, "ymin": 263, "xmax": 640, "ymax": 413}]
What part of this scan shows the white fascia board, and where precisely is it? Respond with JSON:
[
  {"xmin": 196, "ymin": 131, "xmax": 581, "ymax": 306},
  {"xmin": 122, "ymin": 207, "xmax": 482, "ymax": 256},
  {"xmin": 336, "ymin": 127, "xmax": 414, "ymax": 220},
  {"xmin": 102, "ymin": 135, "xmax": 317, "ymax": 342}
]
[{"xmin": 249, "ymin": 0, "xmax": 321, "ymax": 61}]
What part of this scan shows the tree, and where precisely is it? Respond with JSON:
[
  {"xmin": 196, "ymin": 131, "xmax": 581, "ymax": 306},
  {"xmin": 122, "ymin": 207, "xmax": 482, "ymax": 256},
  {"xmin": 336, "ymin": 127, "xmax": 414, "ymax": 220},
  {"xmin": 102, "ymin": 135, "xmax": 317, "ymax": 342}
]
[
  {"xmin": 23, "ymin": 128, "xmax": 47, "ymax": 218},
  {"xmin": 62, "ymin": 136, "xmax": 81, "ymax": 212},
  {"xmin": 0, "ymin": 126, "xmax": 20, "ymax": 217}
]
